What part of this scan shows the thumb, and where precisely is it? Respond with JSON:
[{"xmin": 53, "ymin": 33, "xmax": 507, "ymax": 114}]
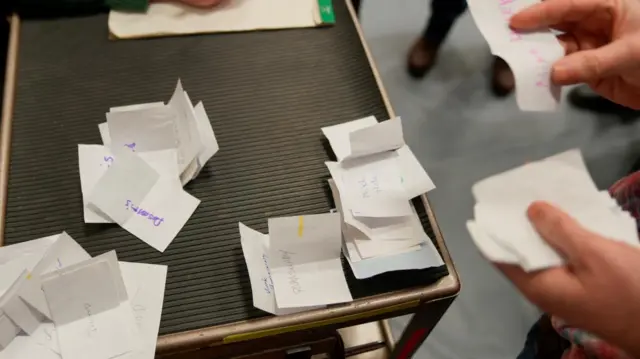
[
  {"xmin": 527, "ymin": 201, "xmax": 595, "ymax": 264},
  {"xmin": 552, "ymin": 40, "xmax": 633, "ymax": 85}
]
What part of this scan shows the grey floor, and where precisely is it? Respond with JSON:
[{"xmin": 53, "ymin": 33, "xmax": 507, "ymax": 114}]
[{"xmin": 358, "ymin": 1, "xmax": 640, "ymax": 358}]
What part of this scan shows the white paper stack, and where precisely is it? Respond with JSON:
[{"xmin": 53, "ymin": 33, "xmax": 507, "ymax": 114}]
[
  {"xmin": 0, "ymin": 232, "xmax": 168, "ymax": 359},
  {"xmin": 79, "ymin": 80, "xmax": 220, "ymax": 252},
  {"xmin": 467, "ymin": 149, "xmax": 640, "ymax": 271},
  {"xmin": 322, "ymin": 117, "xmax": 444, "ymax": 279},
  {"xmin": 239, "ymin": 212, "xmax": 353, "ymax": 315}
]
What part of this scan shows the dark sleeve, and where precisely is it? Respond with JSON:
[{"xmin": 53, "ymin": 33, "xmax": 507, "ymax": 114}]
[{"xmin": 7, "ymin": 0, "xmax": 149, "ymax": 17}]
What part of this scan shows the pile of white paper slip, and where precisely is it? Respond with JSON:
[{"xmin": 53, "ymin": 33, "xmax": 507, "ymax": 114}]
[
  {"xmin": 467, "ymin": 149, "xmax": 640, "ymax": 272},
  {"xmin": 240, "ymin": 213, "xmax": 353, "ymax": 315},
  {"xmin": 322, "ymin": 117, "xmax": 444, "ymax": 279},
  {"xmin": 0, "ymin": 232, "xmax": 168, "ymax": 359},
  {"xmin": 79, "ymin": 80, "xmax": 219, "ymax": 252}
]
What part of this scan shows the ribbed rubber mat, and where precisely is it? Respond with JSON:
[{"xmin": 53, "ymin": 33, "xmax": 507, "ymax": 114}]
[{"xmin": 4, "ymin": 1, "xmax": 448, "ymax": 335}]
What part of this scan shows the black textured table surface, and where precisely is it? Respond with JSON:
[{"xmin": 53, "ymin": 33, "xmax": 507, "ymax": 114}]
[{"xmin": 4, "ymin": 1, "xmax": 447, "ymax": 336}]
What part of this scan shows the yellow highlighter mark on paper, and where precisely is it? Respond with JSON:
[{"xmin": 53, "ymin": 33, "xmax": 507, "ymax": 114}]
[{"xmin": 298, "ymin": 216, "xmax": 304, "ymax": 237}]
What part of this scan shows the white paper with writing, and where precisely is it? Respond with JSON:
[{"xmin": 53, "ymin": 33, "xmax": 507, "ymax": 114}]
[
  {"xmin": 100, "ymin": 102, "xmax": 166, "ymax": 147},
  {"xmin": 119, "ymin": 262, "xmax": 168, "ymax": 359},
  {"xmin": 106, "ymin": 105, "xmax": 179, "ymax": 155},
  {"xmin": 340, "ymin": 154, "xmax": 413, "ymax": 218},
  {"xmin": 326, "ymin": 162, "xmax": 415, "ymax": 240},
  {"xmin": 239, "ymin": 223, "xmax": 310, "ymax": 315},
  {"xmin": 88, "ymin": 150, "xmax": 199, "ymax": 252},
  {"xmin": 41, "ymin": 252, "xmax": 139, "ymax": 359},
  {"xmin": 329, "ymin": 180, "xmax": 443, "ymax": 278},
  {"xmin": 268, "ymin": 213, "xmax": 352, "ymax": 308},
  {"xmin": 466, "ymin": 0, "xmax": 564, "ymax": 111}
]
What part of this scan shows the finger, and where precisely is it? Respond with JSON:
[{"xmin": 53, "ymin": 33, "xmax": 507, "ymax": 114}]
[
  {"xmin": 557, "ymin": 33, "xmax": 579, "ymax": 55},
  {"xmin": 496, "ymin": 263, "xmax": 585, "ymax": 315},
  {"xmin": 527, "ymin": 201, "xmax": 596, "ymax": 263},
  {"xmin": 551, "ymin": 40, "xmax": 635, "ymax": 85},
  {"xmin": 510, "ymin": 0, "xmax": 613, "ymax": 30}
]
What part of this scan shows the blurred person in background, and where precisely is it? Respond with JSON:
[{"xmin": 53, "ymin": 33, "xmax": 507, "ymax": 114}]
[{"xmin": 351, "ymin": 0, "xmax": 515, "ymax": 96}]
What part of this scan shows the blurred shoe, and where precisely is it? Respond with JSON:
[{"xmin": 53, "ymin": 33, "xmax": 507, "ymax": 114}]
[
  {"xmin": 569, "ymin": 86, "xmax": 638, "ymax": 117},
  {"xmin": 491, "ymin": 56, "xmax": 515, "ymax": 97},
  {"xmin": 407, "ymin": 38, "xmax": 439, "ymax": 79}
]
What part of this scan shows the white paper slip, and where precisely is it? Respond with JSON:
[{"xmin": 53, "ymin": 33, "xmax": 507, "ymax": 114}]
[
  {"xmin": 395, "ymin": 145, "xmax": 436, "ymax": 198},
  {"xmin": 100, "ymin": 103, "xmax": 166, "ymax": 147},
  {"xmin": 239, "ymin": 223, "xmax": 309, "ymax": 315},
  {"xmin": 0, "ymin": 269, "xmax": 44, "ymax": 336},
  {"xmin": 0, "ymin": 332, "xmax": 59, "ymax": 359},
  {"xmin": 0, "ymin": 234, "xmax": 58, "ymax": 267},
  {"xmin": 191, "ymin": 101, "xmax": 219, "ymax": 178},
  {"xmin": 109, "ymin": 0, "xmax": 333, "ymax": 39},
  {"xmin": 341, "ymin": 154, "xmax": 412, "ymax": 218},
  {"xmin": 19, "ymin": 232, "xmax": 91, "ymax": 320},
  {"xmin": 466, "ymin": 0, "xmax": 564, "ymax": 111},
  {"xmin": 78, "ymin": 144, "xmax": 117, "ymax": 223},
  {"xmin": 322, "ymin": 117, "xmax": 404, "ymax": 162},
  {"xmin": 348, "ymin": 117, "xmax": 404, "ymax": 160},
  {"xmin": 168, "ymin": 80, "xmax": 201, "ymax": 175},
  {"xmin": 0, "ymin": 312, "xmax": 19, "ymax": 350},
  {"xmin": 466, "ymin": 220, "xmax": 519, "ymax": 264},
  {"xmin": 41, "ymin": 252, "xmax": 138, "ymax": 359},
  {"xmin": 329, "ymin": 180, "xmax": 443, "ymax": 278},
  {"xmin": 322, "ymin": 116, "xmax": 378, "ymax": 162},
  {"xmin": 98, "ymin": 122, "xmax": 111, "ymax": 146},
  {"xmin": 106, "ymin": 105, "xmax": 179, "ymax": 154},
  {"xmin": 88, "ymin": 150, "xmax": 199, "ymax": 252},
  {"xmin": 119, "ymin": 262, "xmax": 168, "ymax": 359},
  {"xmin": 268, "ymin": 213, "xmax": 352, "ymax": 308}
]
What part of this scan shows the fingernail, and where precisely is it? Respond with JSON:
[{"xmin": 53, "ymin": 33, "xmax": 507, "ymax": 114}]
[
  {"xmin": 527, "ymin": 201, "xmax": 548, "ymax": 221},
  {"xmin": 551, "ymin": 66, "xmax": 568, "ymax": 85}
]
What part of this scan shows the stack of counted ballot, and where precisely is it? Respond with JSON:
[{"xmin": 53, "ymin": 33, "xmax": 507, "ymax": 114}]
[
  {"xmin": 467, "ymin": 149, "xmax": 640, "ymax": 271},
  {"xmin": 0, "ymin": 232, "xmax": 167, "ymax": 359},
  {"xmin": 322, "ymin": 117, "xmax": 444, "ymax": 279},
  {"xmin": 78, "ymin": 80, "xmax": 219, "ymax": 252}
]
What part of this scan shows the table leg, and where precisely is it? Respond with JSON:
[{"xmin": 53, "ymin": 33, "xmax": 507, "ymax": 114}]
[{"xmin": 390, "ymin": 297, "xmax": 455, "ymax": 359}]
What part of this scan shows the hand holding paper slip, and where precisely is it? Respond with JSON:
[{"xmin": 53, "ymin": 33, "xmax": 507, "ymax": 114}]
[
  {"xmin": 466, "ymin": 0, "xmax": 564, "ymax": 111},
  {"xmin": 468, "ymin": 149, "xmax": 640, "ymax": 271}
]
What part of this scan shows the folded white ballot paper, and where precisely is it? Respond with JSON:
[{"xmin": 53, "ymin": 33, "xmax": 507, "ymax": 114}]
[
  {"xmin": 79, "ymin": 144, "xmax": 182, "ymax": 223},
  {"xmin": 328, "ymin": 179, "xmax": 444, "ymax": 278},
  {"xmin": 88, "ymin": 149, "xmax": 200, "ymax": 252},
  {"xmin": 466, "ymin": 0, "xmax": 564, "ymax": 111},
  {"xmin": 109, "ymin": 0, "xmax": 330, "ymax": 39},
  {"xmin": 239, "ymin": 223, "xmax": 312, "ymax": 315},
  {"xmin": 323, "ymin": 117, "xmax": 435, "ymax": 199},
  {"xmin": 99, "ymin": 82, "xmax": 219, "ymax": 185},
  {"xmin": 41, "ymin": 251, "xmax": 139, "ymax": 359},
  {"xmin": 468, "ymin": 149, "xmax": 640, "ymax": 271},
  {"xmin": 267, "ymin": 213, "xmax": 352, "ymax": 308}
]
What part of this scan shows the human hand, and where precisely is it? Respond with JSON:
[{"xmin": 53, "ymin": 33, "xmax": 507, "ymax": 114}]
[
  {"xmin": 495, "ymin": 201, "xmax": 640, "ymax": 357},
  {"xmin": 510, "ymin": 0, "xmax": 640, "ymax": 109}
]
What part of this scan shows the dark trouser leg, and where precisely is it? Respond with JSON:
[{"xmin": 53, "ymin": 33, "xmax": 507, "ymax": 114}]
[
  {"xmin": 422, "ymin": 0, "xmax": 468, "ymax": 48},
  {"xmin": 351, "ymin": 0, "xmax": 361, "ymax": 15}
]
